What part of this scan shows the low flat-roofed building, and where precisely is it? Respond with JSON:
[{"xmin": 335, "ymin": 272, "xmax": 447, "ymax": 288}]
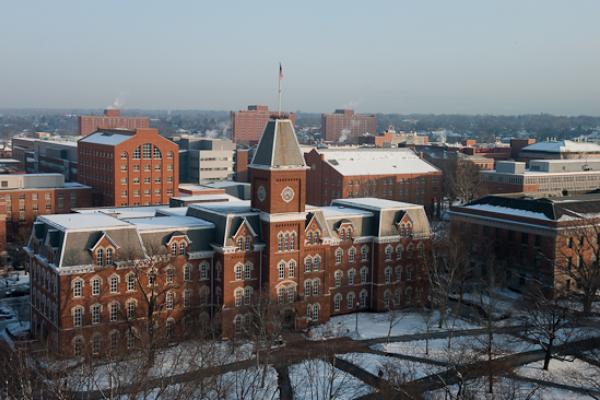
[{"xmin": 518, "ymin": 140, "xmax": 600, "ymax": 163}]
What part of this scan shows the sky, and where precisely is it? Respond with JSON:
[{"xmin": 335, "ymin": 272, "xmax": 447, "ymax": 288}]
[{"xmin": 1, "ymin": 0, "xmax": 600, "ymax": 115}]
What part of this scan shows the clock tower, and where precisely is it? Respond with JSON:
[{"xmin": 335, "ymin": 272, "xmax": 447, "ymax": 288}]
[{"xmin": 249, "ymin": 117, "xmax": 309, "ymax": 326}]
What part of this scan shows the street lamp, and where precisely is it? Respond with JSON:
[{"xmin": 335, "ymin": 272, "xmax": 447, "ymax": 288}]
[{"xmin": 354, "ymin": 302, "xmax": 360, "ymax": 335}]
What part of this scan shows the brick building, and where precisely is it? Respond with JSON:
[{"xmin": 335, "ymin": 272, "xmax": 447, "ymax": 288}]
[
  {"xmin": 77, "ymin": 128, "xmax": 179, "ymax": 207},
  {"xmin": 321, "ymin": 109, "xmax": 377, "ymax": 143},
  {"xmin": 79, "ymin": 108, "xmax": 150, "ymax": 136},
  {"xmin": 449, "ymin": 193, "xmax": 600, "ymax": 294},
  {"xmin": 358, "ymin": 129, "xmax": 429, "ymax": 148},
  {"xmin": 25, "ymin": 118, "xmax": 431, "ymax": 357},
  {"xmin": 0, "ymin": 174, "xmax": 91, "ymax": 241},
  {"xmin": 230, "ymin": 105, "xmax": 296, "ymax": 144},
  {"xmin": 304, "ymin": 147, "xmax": 442, "ymax": 214}
]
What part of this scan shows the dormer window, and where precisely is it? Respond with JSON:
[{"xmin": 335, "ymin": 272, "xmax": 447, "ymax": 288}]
[
  {"xmin": 237, "ymin": 237, "xmax": 244, "ymax": 250},
  {"xmin": 106, "ymin": 248, "xmax": 114, "ymax": 265},
  {"xmin": 400, "ymin": 222, "xmax": 413, "ymax": 238},
  {"xmin": 307, "ymin": 232, "xmax": 313, "ymax": 244},
  {"xmin": 179, "ymin": 242, "xmax": 186, "ymax": 256},
  {"xmin": 96, "ymin": 248, "xmax": 104, "ymax": 266},
  {"xmin": 245, "ymin": 236, "xmax": 251, "ymax": 251},
  {"xmin": 171, "ymin": 243, "xmax": 178, "ymax": 256}
]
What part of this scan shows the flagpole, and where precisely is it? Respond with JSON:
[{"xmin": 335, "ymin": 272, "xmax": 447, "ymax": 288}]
[{"xmin": 278, "ymin": 64, "xmax": 282, "ymax": 117}]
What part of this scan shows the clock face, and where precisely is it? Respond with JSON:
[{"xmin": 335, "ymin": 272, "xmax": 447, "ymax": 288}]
[
  {"xmin": 281, "ymin": 186, "xmax": 295, "ymax": 203},
  {"xmin": 257, "ymin": 185, "xmax": 267, "ymax": 202}
]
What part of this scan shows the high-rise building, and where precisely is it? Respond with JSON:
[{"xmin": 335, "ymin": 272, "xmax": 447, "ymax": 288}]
[
  {"xmin": 26, "ymin": 118, "xmax": 431, "ymax": 356},
  {"xmin": 230, "ymin": 105, "xmax": 296, "ymax": 144},
  {"xmin": 79, "ymin": 108, "xmax": 150, "ymax": 136},
  {"xmin": 321, "ymin": 109, "xmax": 376, "ymax": 143},
  {"xmin": 77, "ymin": 128, "xmax": 179, "ymax": 207}
]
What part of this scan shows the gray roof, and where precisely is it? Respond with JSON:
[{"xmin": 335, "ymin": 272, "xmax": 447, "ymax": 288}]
[{"xmin": 251, "ymin": 119, "xmax": 306, "ymax": 168}]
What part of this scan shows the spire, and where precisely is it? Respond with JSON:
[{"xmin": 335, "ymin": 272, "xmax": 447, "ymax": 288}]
[{"xmin": 250, "ymin": 118, "xmax": 306, "ymax": 169}]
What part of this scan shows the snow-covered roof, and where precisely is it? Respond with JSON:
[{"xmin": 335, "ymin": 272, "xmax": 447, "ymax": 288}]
[
  {"xmin": 333, "ymin": 197, "xmax": 423, "ymax": 211},
  {"xmin": 75, "ymin": 206, "xmax": 165, "ymax": 219},
  {"xmin": 316, "ymin": 148, "xmax": 439, "ymax": 176},
  {"xmin": 125, "ymin": 215, "xmax": 214, "ymax": 231},
  {"xmin": 522, "ymin": 140, "xmax": 600, "ymax": 154},
  {"xmin": 319, "ymin": 206, "xmax": 373, "ymax": 219},
  {"xmin": 171, "ymin": 194, "xmax": 240, "ymax": 202},
  {"xmin": 79, "ymin": 130, "xmax": 133, "ymax": 146},
  {"xmin": 39, "ymin": 214, "xmax": 131, "ymax": 231},
  {"xmin": 461, "ymin": 203, "xmax": 551, "ymax": 221}
]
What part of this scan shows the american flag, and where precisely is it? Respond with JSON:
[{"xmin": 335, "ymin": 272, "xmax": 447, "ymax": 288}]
[{"xmin": 279, "ymin": 63, "xmax": 283, "ymax": 80}]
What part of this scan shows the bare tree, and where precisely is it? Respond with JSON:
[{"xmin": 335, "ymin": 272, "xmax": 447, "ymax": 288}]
[{"xmin": 443, "ymin": 158, "xmax": 487, "ymax": 205}]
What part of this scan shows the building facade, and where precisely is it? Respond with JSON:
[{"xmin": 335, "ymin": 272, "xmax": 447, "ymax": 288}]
[
  {"xmin": 0, "ymin": 174, "xmax": 92, "ymax": 241},
  {"xmin": 321, "ymin": 109, "xmax": 377, "ymax": 143},
  {"xmin": 79, "ymin": 108, "xmax": 150, "ymax": 136},
  {"xmin": 25, "ymin": 118, "xmax": 431, "ymax": 358},
  {"xmin": 173, "ymin": 137, "xmax": 236, "ymax": 184},
  {"xmin": 77, "ymin": 128, "xmax": 179, "ymax": 207},
  {"xmin": 230, "ymin": 105, "xmax": 296, "ymax": 144},
  {"xmin": 305, "ymin": 147, "xmax": 442, "ymax": 214},
  {"xmin": 517, "ymin": 140, "xmax": 600, "ymax": 164}
]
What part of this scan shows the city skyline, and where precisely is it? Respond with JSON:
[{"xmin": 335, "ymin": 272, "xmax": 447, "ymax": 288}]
[{"xmin": 1, "ymin": 1, "xmax": 600, "ymax": 115}]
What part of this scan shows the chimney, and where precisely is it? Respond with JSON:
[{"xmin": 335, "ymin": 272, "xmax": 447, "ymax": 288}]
[{"xmin": 104, "ymin": 108, "xmax": 121, "ymax": 117}]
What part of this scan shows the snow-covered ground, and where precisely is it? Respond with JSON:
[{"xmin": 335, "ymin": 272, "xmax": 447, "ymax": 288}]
[
  {"xmin": 289, "ymin": 359, "xmax": 373, "ymax": 400},
  {"xmin": 337, "ymin": 352, "xmax": 444, "ymax": 380},
  {"xmin": 515, "ymin": 358, "xmax": 600, "ymax": 391},
  {"xmin": 374, "ymin": 334, "xmax": 537, "ymax": 363},
  {"xmin": 308, "ymin": 311, "xmax": 480, "ymax": 340}
]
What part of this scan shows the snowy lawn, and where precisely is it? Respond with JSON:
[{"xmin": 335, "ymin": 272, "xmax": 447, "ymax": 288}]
[
  {"xmin": 308, "ymin": 310, "xmax": 480, "ymax": 340},
  {"xmin": 337, "ymin": 352, "xmax": 444, "ymax": 380},
  {"xmin": 289, "ymin": 359, "xmax": 373, "ymax": 400},
  {"xmin": 515, "ymin": 357, "xmax": 600, "ymax": 391},
  {"xmin": 374, "ymin": 334, "xmax": 537, "ymax": 364}
]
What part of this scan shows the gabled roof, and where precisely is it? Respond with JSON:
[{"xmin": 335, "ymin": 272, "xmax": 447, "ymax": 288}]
[
  {"xmin": 89, "ymin": 231, "xmax": 120, "ymax": 251},
  {"xmin": 251, "ymin": 119, "xmax": 306, "ymax": 168}
]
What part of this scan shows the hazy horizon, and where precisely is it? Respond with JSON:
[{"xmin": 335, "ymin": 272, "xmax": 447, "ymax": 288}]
[{"xmin": 2, "ymin": 1, "xmax": 599, "ymax": 115}]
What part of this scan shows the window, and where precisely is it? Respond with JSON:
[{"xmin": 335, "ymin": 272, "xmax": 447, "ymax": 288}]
[
  {"xmin": 290, "ymin": 233, "xmax": 296, "ymax": 250},
  {"xmin": 278, "ymin": 288, "xmax": 285, "ymax": 304},
  {"xmin": 106, "ymin": 248, "xmax": 113, "ymax": 265},
  {"xmin": 166, "ymin": 292, "xmax": 175, "ymax": 310},
  {"xmin": 385, "ymin": 245, "xmax": 393, "ymax": 261},
  {"xmin": 109, "ymin": 331, "xmax": 119, "ymax": 353},
  {"xmin": 73, "ymin": 280, "xmax": 83, "ymax": 297},
  {"xmin": 284, "ymin": 233, "xmax": 290, "ymax": 251},
  {"xmin": 91, "ymin": 304, "xmax": 101, "ymax": 324},
  {"xmin": 360, "ymin": 267, "xmax": 368, "ymax": 284},
  {"xmin": 73, "ymin": 336, "xmax": 84, "ymax": 357},
  {"xmin": 200, "ymin": 263, "xmax": 209, "ymax": 280},
  {"xmin": 120, "ymin": 151, "xmax": 127, "ymax": 160},
  {"xmin": 127, "ymin": 329, "xmax": 137, "ymax": 349},
  {"xmin": 312, "ymin": 279, "xmax": 320, "ymax": 296},
  {"xmin": 171, "ymin": 243, "xmax": 178, "ymax": 256},
  {"xmin": 313, "ymin": 256, "xmax": 321, "ymax": 271},
  {"xmin": 127, "ymin": 300, "xmax": 137, "ymax": 319},
  {"xmin": 184, "ymin": 289, "xmax": 191, "ymax": 308},
  {"xmin": 244, "ymin": 263, "xmax": 252, "ymax": 280},
  {"xmin": 110, "ymin": 302, "xmax": 119, "ymax": 322},
  {"xmin": 288, "ymin": 260, "xmax": 296, "ymax": 278},
  {"xmin": 384, "ymin": 290, "xmax": 391, "ymax": 309},
  {"xmin": 237, "ymin": 237, "xmax": 243, "ymax": 250},
  {"xmin": 304, "ymin": 280, "xmax": 312, "ymax": 296},
  {"xmin": 395, "ymin": 266, "xmax": 402, "ymax": 281},
  {"xmin": 91, "ymin": 278, "xmax": 101, "ymax": 296},
  {"xmin": 334, "ymin": 294, "xmax": 342, "ymax": 312},
  {"xmin": 127, "ymin": 273, "xmax": 136, "ymax": 291},
  {"xmin": 179, "ymin": 242, "xmax": 186, "ymax": 255},
  {"xmin": 234, "ymin": 289, "xmax": 243, "ymax": 307},
  {"xmin": 166, "ymin": 268, "xmax": 175, "ymax": 284},
  {"xmin": 166, "ymin": 319, "xmax": 175, "ymax": 338},
  {"xmin": 359, "ymin": 290, "xmax": 368, "ymax": 308},
  {"xmin": 234, "ymin": 315, "xmax": 243, "ymax": 335},
  {"xmin": 96, "ymin": 248, "xmax": 104, "ymax": 265},
  {"xmin": 278, "ymin": 233, "xmax": 284, "ymax": 252},
  {"xmin": 334, "ymin": 271, "xmax": 342, "ymax": 288},
  {"xmin": 72, "ymin": 306, "xmax": 83, "ymax": 327},
  {"xmin": 406, "ymin": 266, "xmax": 413, "ymax": 281},
  {"xmin": 153, "ymin": 146, "xmax": 162, "ymax": 159},
  {"xmin": 143, "ymin": 143, "xmax": 152, "ymax": 159},
  {"xmin": 133, "ymin": 147, "xmax": 141, "ymax": 159},
  {"xmin": 348, "ymin": 269, "xmax": 356, "ymax": 285},
  {"xmin": 287, "ymin": 286, "xmax": 295, "ymax": 303},
  {"xmin": 110, "ymin": 275, "xmax": 119, "ymax": 293},
  {"xmin": 307, "ymin": 232, "xmax": 313, "ymax": 244},
  {"xmin": 384, "ymin": 267, "xmax": 392, "ymax": 284},
  {"xmin": 348, "ymin": 247, "xmax": 356, "ymax": 263},
  {"xmin": 278, "ymin": 262, "xmax": 285, "ymax": 279},
  {"xmin": 305, "ymin": 257, "xmax": 312, "ymax": 272},
  {"xmin": 184, "ymin": 264, "xmax": 191, "ymax": 281},
  {"xmin": 199, "ymin": 286, "xmax": 210, "ymax": 305},
  {"xmin": 396, "ymin": 245, "xmax": 403, "ymax": 260},
  {"xmin": 244, "ymin": 286, "xmax": 252, "ymax": 305},
  {"xmin": 335, "ymin": 248, "xmax": 342, "ymax": 264},
  {"xmin": 167, "ymin": 151, "xmax": 174, "ymax": 159},
  {"xmin": 235, "ymin": 264, "xmax": 243, "ymax": 281},
  {"xmin": 245, "ymin": 236, "xmax": 251, "ymax": 251},
  {"xmin": 347, "ymin": 292, "xmax": 355, "ymax": 309}
]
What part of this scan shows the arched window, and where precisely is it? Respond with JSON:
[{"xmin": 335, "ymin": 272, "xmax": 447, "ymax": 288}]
[
  {"xmin": 237, "ymin": 237, "xmax": 244, "ymax": 250},
  {"xmin": 243, "ymin": 286, "xmax": 253, "ymax": 305},
  {"xmin": 96, "ymin": 248, "xmax": 104, "ymax": 266},
  {"xmin": 234, "ymin": 264, "xmax": 243, "ymax": 281},
  {"xmin": 234, "ymin": 315, "xmax": 243, "ymax": 335},
  {"xmin": 167, "ymin": 268, "xmax": 175, "ymax": 284},
  {"xmin": 278, "ymin": 287, "xmax": 285, "ymax": 304},
  {"xmin": 171, "ymin": 243, "xmax": 178, "ymax": 256},
  {"xmin": 179, "ymin": 242, "xmax": 186, "ymax": 255},
  {"xmin": 109, "ymin": 275, "xmax": 119, "ymax": 293},
  {"xmin": 234, "ymin": 288, "xmax": 243, "ymax": 307},
  {"xmin": 133, "ymin": 146, "xmax": 141, "ymax": 159},
  {"xmin": 278, "ymin": 262, "xmax": 285, "ymax": 279},
  {"xmin": 396, "ymin": 245, "xmax": 403, "ymax": 260},
  {"xmin": 199, "ymin": 286, "xmax": 210, "ymax": 305},
  {"xmin": 359, "ymin": 290, "xmax": 368, "ymax": 308},
  {"xmin": 384, "ymin": 245, "xmax": 393, "ymax": 261},
  {"xmin": 394, "ymin": 289, "xmax": 402, "ymax": 306},
  {"xmin": 288, "ymin": 260, "xmax": 296, "ymax": 278},
  {"xmin": 348, "ymin": 247, "xmax": 356, "ymax": 263},
  {"xmin": 312, "ymin": 279, "xmax": 320, "ymax": 296},
  {"xmin": 244, "ymin": 263, "xmax": 252, "ymax": 280},
  {"xmin": 361, "ymin": 245, "xmax": 369, "ymax": 261},
  {"xmin": 334, "ymin": 293, "xmax": 342, "ymax": 312},
  {"xmin": 384, "ymin": 267, "xmax": 392, "ymax": 284},
  {"xmin": 304, "ymin": 256, "xmax": 312, "ymax": 272},
  {"xmin": 127, "ymin": 328, "xmax": 138, "ymax": 349},
  {"xmin": 395, "ymin": 266, "xmax": 402, "ymax": 281},
  {"xmin": 315, "ymin": 231, "xmax": 320, "ymax": 242},
  {"xmin": 106, "ymin": 248, "xmax": 114, "ymax": 265},
  {"xmin": 348, "ymin": 269, "xmax": 356, "ymax": 285},
  {"xmin": 127, "ymin": 299, "xmax": 137, "ymax": 319},
  {"xmin": 313, "ymin": 255, "xmax": 321, "ymax": 271},
  {"xmin": 284, "ymin": 233, "xmax": 290, "ymax": 251},
  {"xmin": 384, "ymin": 289, "xmax": 391, "ymax": 310},
  {"xmin": 360, "ymin": 267, "xmax": 368, "ymax": 284},
  {"xmin": 304, "ymin": 280, "xmax": 312, "ymax": 296},
  {"xmin": 91, "ymin": 277, "xmax": 101, "ymax": 296},
  {"xmin": 73, "ymin": 336, "xmax": 84, "ymax": 357},
  {"xmin": 200, "ymin": 263, "xmax": 209, "ymax": 280},
  {"xmin": 91, "ymin": 304, "xmax": 101, "ymax": 324},
  {"xmin": 143, "ymin": 143, "xmax": 152, "ymax": 159},
  {"xmin": 277, "ymin": 233, "xmax": 284, "ymax": 252},
  {"xmin": 307, "ymin": 231, "xmax": 313, "ymax": 244},
  {"xmin": 287, "ymin": 286, "xmax": 295, "ymax": 303},
  {"xmin": 334, "ymin": 270, "xmax": 342, "ymax": 288},
  {"xmin": 127, "ymin": 273, "xmax": 136, "ymax": 291},
  {"xmin": 290, "ymin": 233, "xmax": 296, "ymax": 250},
  {"xmin": 347, "ymin": 292, "xmax": 356, "ymax": 309},
  {"xmin": 120, "ymin": 151, "xmax": 128, "ymax": 160},
  {"xmin": 153, "ymin": 146, "xmax": 162, "ymax": 159},
  {"xmin": 184, "ymin": 264, "xmax": 192, "ymax": 281},
  {"xmin": 245, "ymin": 236, "xmax": 251, "ymax": 251},
  {"xmin": 166, "ymin": 292, "xmax": 175, "ymax": 310},
  {"xmin": 335, "ymin": 248, "xmax": 343, "ymax": 264},
  {"xmin": 167, "ymin": 151, "xmax": 174, "ymax": 159},
  {"xmin": 109, "ymin": 330, "xmax": 119, "ymax": 353},
  {"xmin": 109, "ymin": 302, "xmax": 119, "ymax": 322}
]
